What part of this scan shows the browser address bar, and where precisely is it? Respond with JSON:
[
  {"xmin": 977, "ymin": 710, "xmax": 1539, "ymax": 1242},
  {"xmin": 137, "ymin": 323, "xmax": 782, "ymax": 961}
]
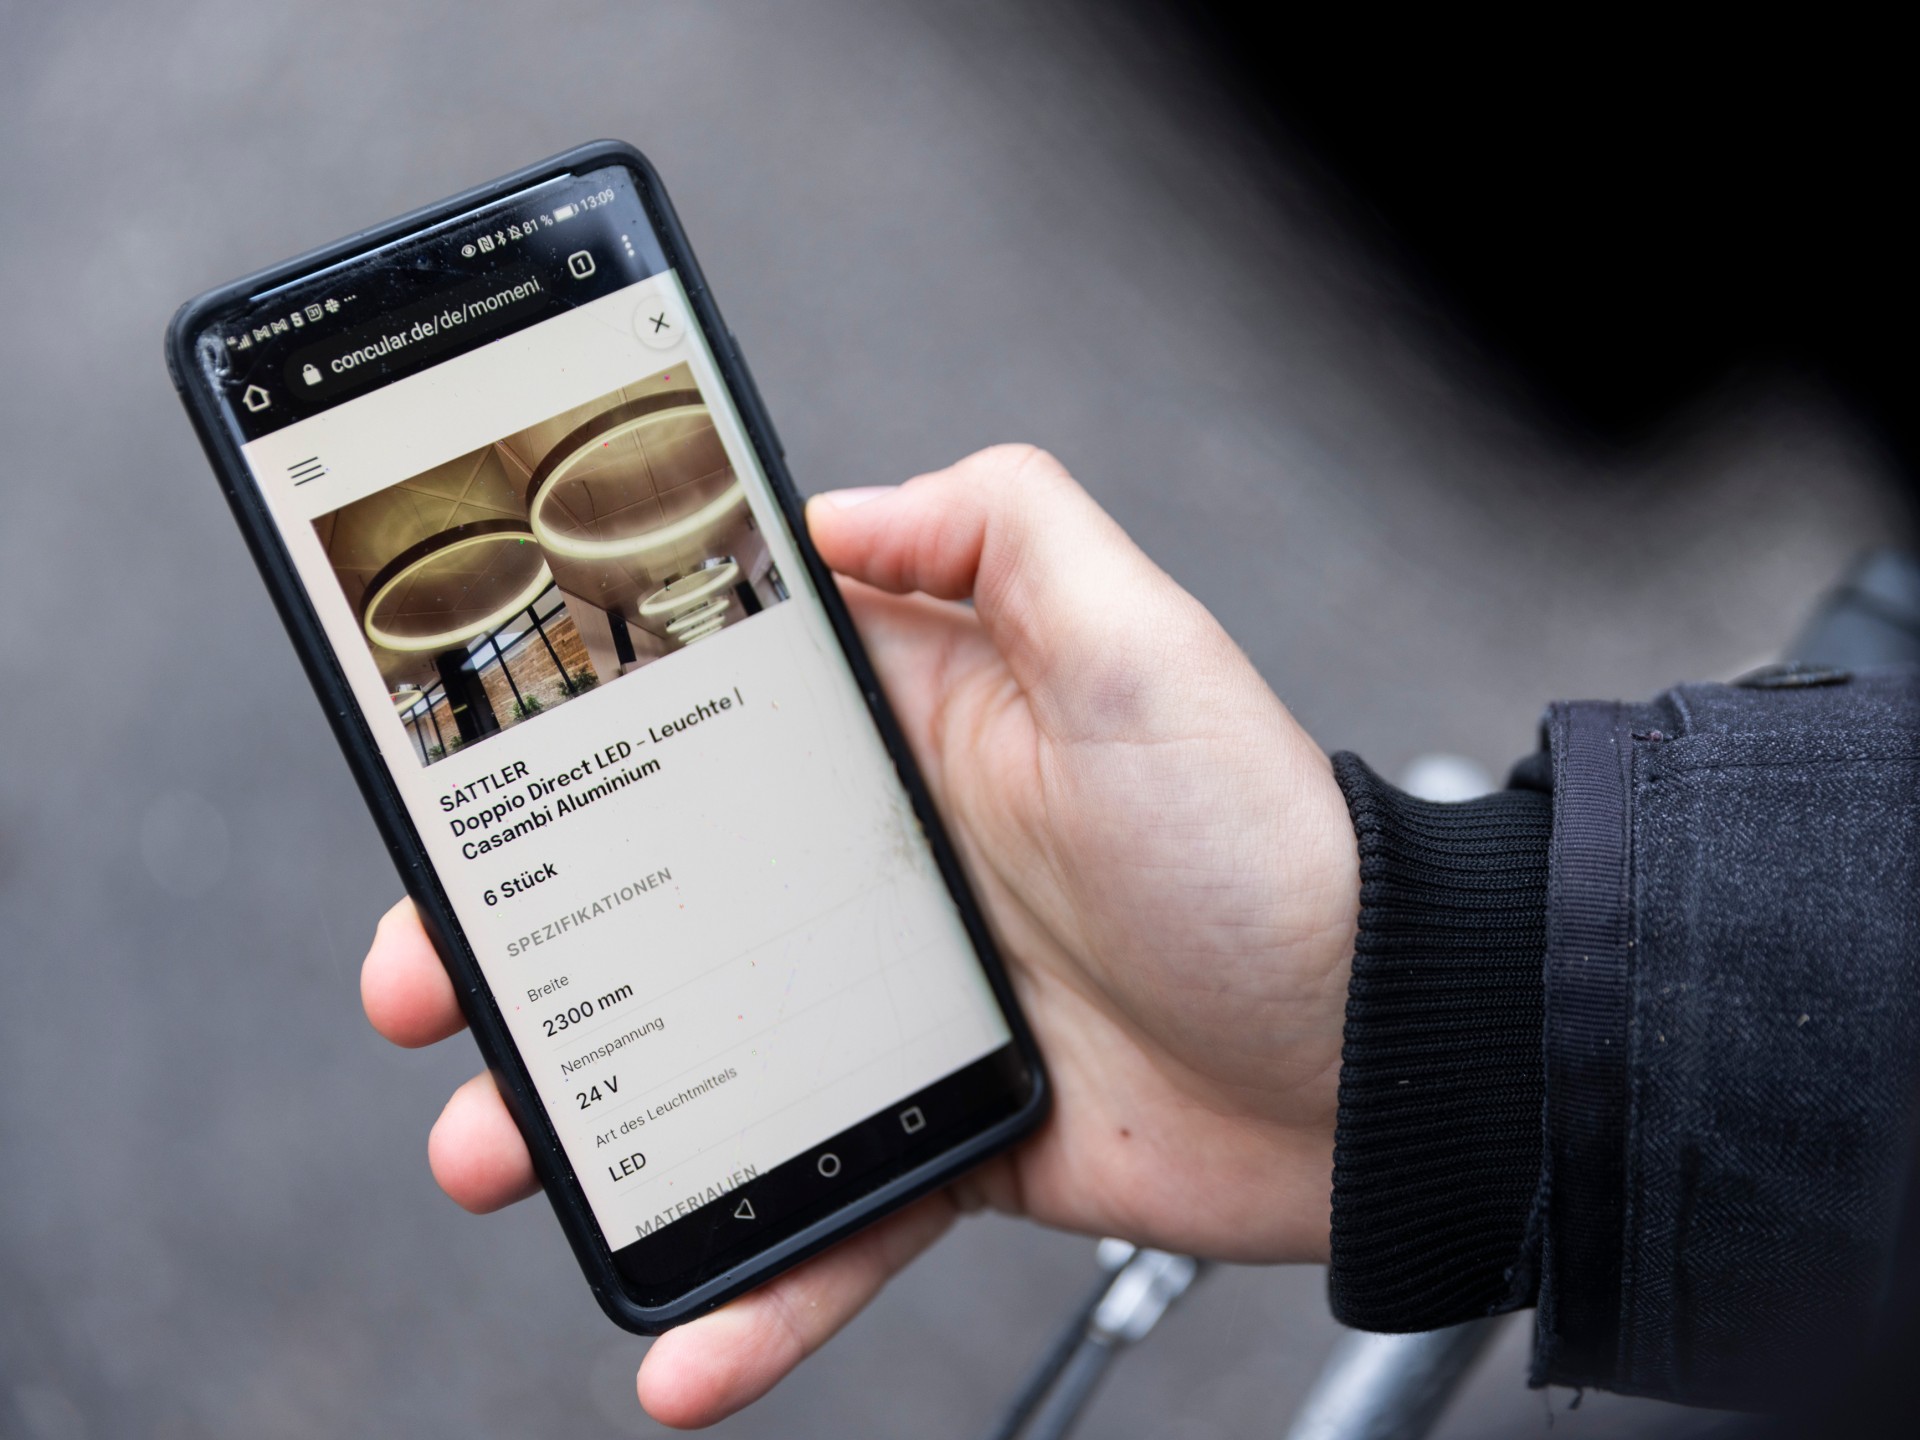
[{"xmin": 283, "ymin": 271, "xmax": 560, "ymax": 401}]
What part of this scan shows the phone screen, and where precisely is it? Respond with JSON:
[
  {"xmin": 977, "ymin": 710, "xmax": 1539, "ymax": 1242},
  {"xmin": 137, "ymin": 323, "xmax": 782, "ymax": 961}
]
[{"xmin": 183, "ymin": 162, "xmax": 1030, "ymax": 1297}]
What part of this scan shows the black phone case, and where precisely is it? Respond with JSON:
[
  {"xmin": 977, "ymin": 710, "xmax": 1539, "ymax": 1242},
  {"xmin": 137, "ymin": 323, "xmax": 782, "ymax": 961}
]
[{"xmin": 164, "ymin": 140, "xmax": 1048, "ymax": 1333}]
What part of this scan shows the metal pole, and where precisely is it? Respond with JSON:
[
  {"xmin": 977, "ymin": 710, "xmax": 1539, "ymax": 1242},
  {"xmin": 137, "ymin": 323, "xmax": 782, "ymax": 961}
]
[
  {"xmin": 1283, "ymin": 1318, "xmax": 1505, "ymax": 1440},
  {"xmin": 984, "ymin": 1243, "xmax": 1203, "ymax": 1440}
]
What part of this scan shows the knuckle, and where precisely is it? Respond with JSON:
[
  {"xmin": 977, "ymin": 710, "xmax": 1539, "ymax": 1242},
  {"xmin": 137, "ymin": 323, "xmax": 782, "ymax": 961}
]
[
  {"xmin": 990, "ymin": 442, "xmax": 1070, "ymax": 490},
  {"xmin": 957, "ymin": 442, "xmax": 1069, "ymax": 491}
]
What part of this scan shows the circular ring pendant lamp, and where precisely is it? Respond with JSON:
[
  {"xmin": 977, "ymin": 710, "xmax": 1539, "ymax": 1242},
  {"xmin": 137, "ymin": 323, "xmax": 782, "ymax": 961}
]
[
  {"xmin": 665, "ymin": 597, "xmax": 730, "ymax": 635},
  {"xmin": 639, "ymin": 557, "xmax": 741, "ymax": 617},
  {"xmin": 525, "ymin": 392, "xmax": 748, "ymax": 560},
  {"xmin": 361, "ymin": 519, "xmax": 551, "ymax": 654}
]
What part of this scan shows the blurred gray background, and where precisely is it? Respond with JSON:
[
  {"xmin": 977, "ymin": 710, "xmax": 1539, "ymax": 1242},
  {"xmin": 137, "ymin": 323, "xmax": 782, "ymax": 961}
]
[{"xmin": 0, "ymin": 3, "xmax": 1902, "ymax": 1437}]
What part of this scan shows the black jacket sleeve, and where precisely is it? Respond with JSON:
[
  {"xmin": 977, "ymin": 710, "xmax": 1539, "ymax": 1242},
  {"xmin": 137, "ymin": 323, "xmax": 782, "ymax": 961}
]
[
  {"xmin": 1328, "ymin": 664, "xmax": 1920, "ymax": 1412},
  {"xmin": 1327, "ymin": 754, "xmax": 1549, "ymax": 1330}
]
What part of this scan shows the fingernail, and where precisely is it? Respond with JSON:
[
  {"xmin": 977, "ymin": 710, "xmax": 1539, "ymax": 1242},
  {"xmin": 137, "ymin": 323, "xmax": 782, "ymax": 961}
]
[{"xmin": 814, "ymin": 486, "xmax": 896, "ymax": 509}]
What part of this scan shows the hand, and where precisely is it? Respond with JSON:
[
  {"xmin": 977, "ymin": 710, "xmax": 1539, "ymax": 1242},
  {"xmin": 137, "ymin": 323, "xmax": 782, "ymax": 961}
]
[{"xmin": 361, "ymin": 445, "xmax": 1360, "ymax": 1428}]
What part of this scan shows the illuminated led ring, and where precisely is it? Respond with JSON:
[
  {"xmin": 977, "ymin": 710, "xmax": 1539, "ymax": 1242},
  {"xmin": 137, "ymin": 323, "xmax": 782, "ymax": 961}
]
[
  {"xmin": 638, "ymin": 557, "xmax": 740, "ymax": 618},
  {"xmin": 665, "ymin": 597, "xmax": 730, "ymax": 634},
  {"xmin": 361, "ymin": 519, "xmax": 551, "ymax": 653},
  {"xmin": 525, "ymin": 392, "xmax": 747, "ymax": 560},
  {"xmin": 676, "ymin": 620, "xmax": 727, "ymax": 644}
]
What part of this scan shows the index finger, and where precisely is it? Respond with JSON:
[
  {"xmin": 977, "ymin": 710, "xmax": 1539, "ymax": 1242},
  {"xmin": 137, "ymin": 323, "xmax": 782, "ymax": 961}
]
[{"xmin": 360, "ymin": 897, "xmax": 468, "ymax": 1048}]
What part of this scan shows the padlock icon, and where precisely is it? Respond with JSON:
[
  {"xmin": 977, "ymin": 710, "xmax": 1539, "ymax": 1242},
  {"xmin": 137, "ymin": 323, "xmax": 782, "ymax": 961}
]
[{"xmin": 301, "ymin": 363, "xmax": 322, "ymax": 386}]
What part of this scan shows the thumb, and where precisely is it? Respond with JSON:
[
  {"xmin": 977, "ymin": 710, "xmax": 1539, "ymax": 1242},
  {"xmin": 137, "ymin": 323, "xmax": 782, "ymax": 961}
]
[{"xmin": 805, "ymin": 445, "xmax": 1241, "ymax": 741}]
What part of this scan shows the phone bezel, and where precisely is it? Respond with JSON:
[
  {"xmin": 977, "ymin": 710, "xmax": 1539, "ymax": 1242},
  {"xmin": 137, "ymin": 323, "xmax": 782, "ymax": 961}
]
[{"xmin": 164, "ymin": 140, "xmax": 1048, "ymax": 1334}]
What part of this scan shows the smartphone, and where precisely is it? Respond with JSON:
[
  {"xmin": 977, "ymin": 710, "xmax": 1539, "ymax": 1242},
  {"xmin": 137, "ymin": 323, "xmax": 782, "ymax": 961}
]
[{"xmin": 166, "ymin": 141, "xmax": 1046, "ymax": 1332}]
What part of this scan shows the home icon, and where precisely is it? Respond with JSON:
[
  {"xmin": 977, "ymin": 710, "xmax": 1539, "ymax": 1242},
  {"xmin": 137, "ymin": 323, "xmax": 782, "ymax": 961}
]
[{"xmin": 242, "ymin": 384, "xmax": 271, "ymax": 413}]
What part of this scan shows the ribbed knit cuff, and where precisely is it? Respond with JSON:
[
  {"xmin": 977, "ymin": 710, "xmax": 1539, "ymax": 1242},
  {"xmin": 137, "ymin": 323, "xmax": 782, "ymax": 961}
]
[{"xmin": 1327, "ymin": 753, "xmax": 1550, "ymax": 1332}]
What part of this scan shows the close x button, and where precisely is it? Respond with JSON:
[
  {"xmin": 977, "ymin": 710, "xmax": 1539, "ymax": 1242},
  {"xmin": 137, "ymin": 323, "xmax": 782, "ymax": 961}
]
[{"xmin": 634, "ymin": 297, "xmax": 679, "ymax": 351}]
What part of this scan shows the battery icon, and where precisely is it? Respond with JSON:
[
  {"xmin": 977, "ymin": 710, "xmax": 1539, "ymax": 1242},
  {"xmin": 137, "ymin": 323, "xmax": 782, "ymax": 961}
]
[{"xmin": 552, "ymin": 203, "xmax": 579, "ymax": 223}]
